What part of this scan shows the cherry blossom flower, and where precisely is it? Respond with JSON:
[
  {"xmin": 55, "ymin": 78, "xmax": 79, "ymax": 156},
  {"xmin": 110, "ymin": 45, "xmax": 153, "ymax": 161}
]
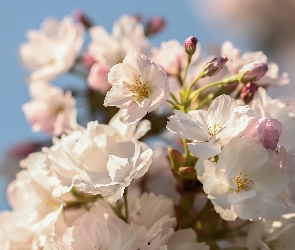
[
  {"xmin": 46, "ymin": 121, "xmax": 153, "ymax": 201},
  {"xmin": 128, "ymin": 193, "xmax": 176, "ymax": 249},
  {"xmin": 56, "ymin": 201, "xmax": 138, "ymax": 250},
  {"xmin": 22, "ymin": 81, "xmax": 77, "ymax": 135},
  {"xmin": 108, "ymin": 111, "xmax": 151, "ymax": 141},
  {"xmin": 0, "ymin": 154, "xmax": 64, "ymax": 249},
  {"xmin": 196, "ymin": 138, "xmax": 289, "ymax": 221},
  {"xmin": 88, "ymin": 15, "xmax": 149, "ymax": 68},
  {"xmin": 167, "ymin": 95, "xmax": 251, "ymax": 159},
  {"xmin": 152, "ymin": 39, "xmax": 200, "ymax": 76},
  {"xmin": 19, "ymin": 17, "xmax": 83, "ymax": 81},
  {"xmin": 104, "ymin": 52, "xmax": 169, "ymax": 124},
  {"xmin": 246, "ymin": 213, "xmax": 295, "ymax": 250}
]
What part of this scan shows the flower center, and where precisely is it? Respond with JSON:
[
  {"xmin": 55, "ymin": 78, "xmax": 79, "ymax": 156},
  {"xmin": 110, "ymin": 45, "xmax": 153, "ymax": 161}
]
[
  {"xmin": 231, "ymin": 172, "xmax": 254, "ymax": 192},
  {"xmin": 207, "ymin": 123, "xmax": 221, "ymax": 137},
  {"xmin": 129, "ymin": 75, "xmax": 151, "ymax": 102}
]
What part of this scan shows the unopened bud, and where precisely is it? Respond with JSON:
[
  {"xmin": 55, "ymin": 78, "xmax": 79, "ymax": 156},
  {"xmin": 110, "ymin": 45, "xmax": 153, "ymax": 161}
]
[
  {"xmin": 73, "ymin": 9, "xmax": 93, "ymax": 29},
  {"xmin": 204, "ymin": 56, "xmax": 228, "ymax": 77},
  {"xmin": 239, "ymin": 62, "xmax": 268, "ymax": 82},
  {"xmin": 240, "ymin": 82, "xmax": 259, "ymax": 104},
  {"xmin": 178, "ymin": 167, "xmax": 197, "ymax": 181},
  {"xmin": 83, "ymin": 52, "xmax": 96, "ymax": 69},
  {"xmin": 167, "ymin": 147, "xmax": 185, "ymax": 172},
  {"xmin": 145, "ymin": 16, "xmax": 166, "ymax": 36},
  {"xmin": 184, "ymin": 36, "xmax": 198, "ymax": 56}
]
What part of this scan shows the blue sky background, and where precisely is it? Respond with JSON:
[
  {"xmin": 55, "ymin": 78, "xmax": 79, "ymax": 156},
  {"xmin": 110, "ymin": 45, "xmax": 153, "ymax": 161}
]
[{"xmin": 0, "ymin": 1, "xmax": 274, "ymax": 209}]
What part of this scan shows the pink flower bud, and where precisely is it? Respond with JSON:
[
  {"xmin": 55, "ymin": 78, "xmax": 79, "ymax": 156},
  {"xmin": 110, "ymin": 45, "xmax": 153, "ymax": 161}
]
[
  {"xmin": 247, "ymin": 117, "xmax": 282, "ymax": 151},
  {"xmin": 87, "ymin": 63, "xmax": 110, "ymax": 93},
  {"xmin": 240, "ymin": 82, "xmax": 259, "ymax": 104},
  {"xmin": 73, "ymin": 9, "xmax": 93, "ymax": 29},
  {"xmin": 9, "ymin": 141, "xmax": 41, "ymax": 159},
  {"xmin": 145, "ymin": 16, "xmax": 166, "ymax": 36},
  {"xmin": 184, "ymin": 36, "xmax": 198, "ymax": 56},
  {"xmin": 83, "ymin": 52, "xmax": 96, "ymax": 69},
  {"xmin": 204, "ymin": 56, "xmax": 228, "ymax": 77},
  {"xmin": 240, "ymin": 62, "xmax": 268, "ymax": 82}
]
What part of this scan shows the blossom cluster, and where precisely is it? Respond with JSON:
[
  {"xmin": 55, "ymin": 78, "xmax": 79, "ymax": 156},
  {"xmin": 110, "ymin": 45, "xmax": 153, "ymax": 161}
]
[{"xmin": 1, "ymin": 11, "xmax": 295, "ymax": 250}]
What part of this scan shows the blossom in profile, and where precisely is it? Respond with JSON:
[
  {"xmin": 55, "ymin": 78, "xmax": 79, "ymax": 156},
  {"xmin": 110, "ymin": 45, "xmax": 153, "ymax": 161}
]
[
  {"xmin": 167, "ymin": 95, "xmax": 251, "ymax": 159},
  {"xmin": 196, "ymin": 138, "xmax": 289, "ymax": 221},
  {"xmin": 22, "ymin": 81, "xmax": 77, "ymax": 135},
  {"xmin": 19, "ymin": 17, "xmax": 84, "ymax": 81},
  {"xmin": 104, "ymin": 52, "xmax": 169, "ymax": 124}
]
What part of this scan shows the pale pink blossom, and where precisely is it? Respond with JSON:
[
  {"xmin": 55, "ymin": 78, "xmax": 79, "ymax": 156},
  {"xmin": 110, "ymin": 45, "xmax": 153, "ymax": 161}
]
[
  {"xmin": 104, "ymin": 52, "xmax": 169, "ymax": 124},
  {"xmin": 87, "ymin": 63, "xmax": 110, "ymax": 92},
  {"xmin": 22, "ymin": 81, "xmax": 77, "ymax": 135},
  {"xmin": 152, "ymin": 39, "xmax": 200, "ymax": 76},
  {"xmin": 88, "ymin": 15, "xmax": 149, "ymax": 68},
  {"xmin": 0, "ymin": 156, "xmax": 64, "ymax": 249},
  {"xmin": 19, "ymin": 17, "xmax": 84, "ymax": 81}
]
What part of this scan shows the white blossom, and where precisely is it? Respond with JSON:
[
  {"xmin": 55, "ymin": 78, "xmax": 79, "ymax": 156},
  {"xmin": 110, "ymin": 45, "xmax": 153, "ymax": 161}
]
[
  {"xmin": 104, "ymin": 52, "xmax": 169, "ymax": 124},
  {"xmin": 56, "ymin": 201, "xmax": 138, "ymax": 250},
  {"xmin": 0, "ymin": 158, "xmax": 63, "ymax": 249},
  {"xmin": 246, "ymin": 213, "xmax": 295, "ymax": 250},
  {"xmin": 167, "ymin": 95, "xmax": 251, "ymax": 159},
  {"xmin": 196, "ymin": 138, "xmax": 289, "ymax": 221},
  {"xmin": 88, "ymin": 15, "xmax": 149, "ymax": 68},
  {"xmin": 19, "ymin": 17, "xmax": 83, "ymax": 81},
  {"xmin": 47, "ymin": 121, "xmax": 153, "ymax": 201}
]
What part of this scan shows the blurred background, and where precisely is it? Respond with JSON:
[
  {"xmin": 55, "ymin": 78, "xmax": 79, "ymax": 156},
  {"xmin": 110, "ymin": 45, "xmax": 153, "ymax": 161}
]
[{"xmin": 0, "ymin": 0, "xmax": 294, "ymax": 209}]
